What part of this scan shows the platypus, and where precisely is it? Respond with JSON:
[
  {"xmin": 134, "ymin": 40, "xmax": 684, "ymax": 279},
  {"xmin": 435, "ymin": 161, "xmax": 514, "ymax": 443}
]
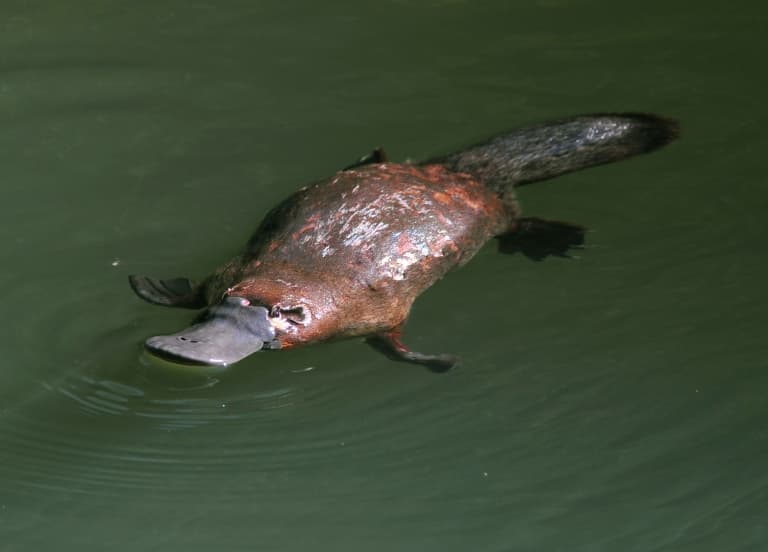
[{"xmin": 130, "ymin": 113, "xmax": 678, "ymax": 372}]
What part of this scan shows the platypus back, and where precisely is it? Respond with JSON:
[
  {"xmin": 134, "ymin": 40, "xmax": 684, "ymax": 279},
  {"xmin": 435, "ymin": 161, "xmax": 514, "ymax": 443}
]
[{"xmin": 426, "ymin": 113, "xmax": 679, "ymax": 196}]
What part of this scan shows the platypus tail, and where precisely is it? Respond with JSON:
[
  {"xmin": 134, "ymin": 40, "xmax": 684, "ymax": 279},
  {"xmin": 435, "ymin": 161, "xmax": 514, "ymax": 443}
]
[{"xmin": 426, "ymin": 113, "xmax": 679, "ymax": 194}]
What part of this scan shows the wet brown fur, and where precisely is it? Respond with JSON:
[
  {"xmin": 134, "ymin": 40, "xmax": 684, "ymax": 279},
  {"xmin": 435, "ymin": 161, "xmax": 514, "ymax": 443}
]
[{"xmin": 202, "ymin": 163, "xmax": 512, "ymax": 348}]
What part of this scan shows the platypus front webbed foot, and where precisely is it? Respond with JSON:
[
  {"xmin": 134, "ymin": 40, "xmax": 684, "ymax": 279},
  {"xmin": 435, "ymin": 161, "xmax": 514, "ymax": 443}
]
[
  {"xmin": 497, "ymin": 217, "xmax": 586, "ymax": 261},
  {"xmin": 366, "ymin": 328, "xmax": 457, "ymax": 373},
  {"xmin": 128, "ymin": 275, "xmax": 207, "ymax": 309}
]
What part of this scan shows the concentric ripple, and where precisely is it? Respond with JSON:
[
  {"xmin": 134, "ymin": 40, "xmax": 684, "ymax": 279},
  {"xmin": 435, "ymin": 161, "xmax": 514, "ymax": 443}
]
[{"xmin": 0, "ymin": 265, "xmax": 471, "ymax": 501}]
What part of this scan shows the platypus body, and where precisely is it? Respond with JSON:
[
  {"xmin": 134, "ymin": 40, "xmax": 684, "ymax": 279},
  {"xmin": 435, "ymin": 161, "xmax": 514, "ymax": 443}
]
[{"xmin": 130, "ymin": 113, "xmax": 678, "ymax": 371}]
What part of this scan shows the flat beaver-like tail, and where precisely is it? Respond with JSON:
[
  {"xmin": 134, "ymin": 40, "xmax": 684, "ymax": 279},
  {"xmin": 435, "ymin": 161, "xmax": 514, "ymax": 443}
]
[{"xmin": 425, "ymin": 113, "xmax": 679, "ymax": 194}]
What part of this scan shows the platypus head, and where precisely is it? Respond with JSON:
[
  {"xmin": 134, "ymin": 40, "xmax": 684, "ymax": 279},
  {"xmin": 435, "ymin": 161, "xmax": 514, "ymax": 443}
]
[{"xmin": 139, "ymin": 275, "xmax": 335, "ymax": 367}]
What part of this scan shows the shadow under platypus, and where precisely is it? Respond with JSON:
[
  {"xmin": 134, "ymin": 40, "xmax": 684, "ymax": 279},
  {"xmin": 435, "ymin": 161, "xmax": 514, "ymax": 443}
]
[{"xmin": 130, "ymin": 113, "xmax": 678, "ymax": 372}]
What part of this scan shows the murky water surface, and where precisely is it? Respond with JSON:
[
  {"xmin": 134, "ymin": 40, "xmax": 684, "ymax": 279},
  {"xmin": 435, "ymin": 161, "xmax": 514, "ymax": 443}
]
[{"xmin": 1, "ymin": 1, "xmax": 766, "ymax": 551}]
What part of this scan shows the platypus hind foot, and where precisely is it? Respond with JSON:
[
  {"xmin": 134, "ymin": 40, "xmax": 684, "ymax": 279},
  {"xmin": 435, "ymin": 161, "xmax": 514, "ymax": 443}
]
[
  {"xmin": 497, "ymin": 217, "xmax": 586, "ymax": 261},
  {"xmin": 366, "ymin": 328, "xmax": 457, "ymax": 373}
]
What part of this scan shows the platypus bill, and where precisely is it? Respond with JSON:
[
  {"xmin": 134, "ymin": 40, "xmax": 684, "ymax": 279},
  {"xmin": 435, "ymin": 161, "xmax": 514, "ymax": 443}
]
[{"xmin": 130, "ymin": 113, "xmax": 678, "ymax": 372}]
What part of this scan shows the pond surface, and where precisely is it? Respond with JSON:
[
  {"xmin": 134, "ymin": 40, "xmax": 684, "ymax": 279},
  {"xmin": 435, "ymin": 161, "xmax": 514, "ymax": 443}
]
[{"xmin": 1, "ymin": 1, "xmax": 766, "ymax": 551}]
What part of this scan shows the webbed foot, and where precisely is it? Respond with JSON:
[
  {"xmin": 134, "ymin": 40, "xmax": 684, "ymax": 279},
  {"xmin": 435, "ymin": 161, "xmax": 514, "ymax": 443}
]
[
  {"xmin": 128, "ymin": 275, "xmax": 206, "ymax": 309},
  {"xmin": 366, "ymin": 327, "xmax": 457, "ymax": 373},
  {"xmin": 497, "ymin": 217, "xmax": 586, "ymax": 261}
]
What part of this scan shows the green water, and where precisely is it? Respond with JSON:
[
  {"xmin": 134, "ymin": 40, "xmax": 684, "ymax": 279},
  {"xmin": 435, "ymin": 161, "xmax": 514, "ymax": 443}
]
[{"xmin": 1, "ymin": 1, "xmax": 766, "ymax": 551}]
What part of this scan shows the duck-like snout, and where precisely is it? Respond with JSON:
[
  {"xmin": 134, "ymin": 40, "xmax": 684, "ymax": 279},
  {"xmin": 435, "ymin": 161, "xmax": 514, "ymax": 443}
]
[{"xmin": 144, "ymin": 296, "xmax": 277, "ymax": 367}]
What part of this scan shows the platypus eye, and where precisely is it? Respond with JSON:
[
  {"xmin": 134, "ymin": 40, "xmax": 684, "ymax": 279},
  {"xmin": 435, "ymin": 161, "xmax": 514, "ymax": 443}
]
[{"xmin": 269, "ymin": 304, "xmax": 310, "ymax": 325}]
